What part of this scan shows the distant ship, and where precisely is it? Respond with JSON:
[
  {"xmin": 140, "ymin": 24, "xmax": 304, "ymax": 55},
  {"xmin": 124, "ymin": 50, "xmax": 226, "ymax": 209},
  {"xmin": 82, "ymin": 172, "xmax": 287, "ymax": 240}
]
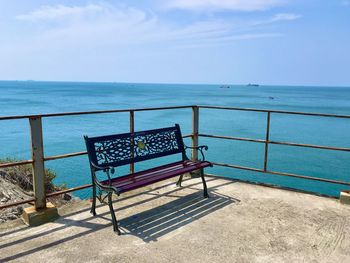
[
  {"xmin": 247, "ymin": 83, "xmax": 259, "ymax": 87},
  {"xmin": 220, "ymin": 85, "xmax": 230, "ymax": 88}
]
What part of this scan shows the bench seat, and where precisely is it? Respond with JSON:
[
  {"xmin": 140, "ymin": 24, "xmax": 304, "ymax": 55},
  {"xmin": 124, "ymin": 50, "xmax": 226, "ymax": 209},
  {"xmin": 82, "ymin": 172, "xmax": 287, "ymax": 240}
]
[{"xmin": 101, "ymin": 160, "xmax": 212, "ymax": 194}]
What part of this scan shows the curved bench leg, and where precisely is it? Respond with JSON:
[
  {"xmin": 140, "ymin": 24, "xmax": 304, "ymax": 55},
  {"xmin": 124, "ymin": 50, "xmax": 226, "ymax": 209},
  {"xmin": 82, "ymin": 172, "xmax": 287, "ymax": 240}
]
[
  {"xmin": 90, "ymin": 183, "xmax": 97, "ymax": 216},
  {"xmin": 176, "ymin": 174, "xmax": 184, "ymax": 187},
  {"xmin": 108, "ymin": 192, "xmax": 121, "ymax": 235},
  {"xmin": 200, "ymin": 169, "xmax": 209, "ymax": 198}
]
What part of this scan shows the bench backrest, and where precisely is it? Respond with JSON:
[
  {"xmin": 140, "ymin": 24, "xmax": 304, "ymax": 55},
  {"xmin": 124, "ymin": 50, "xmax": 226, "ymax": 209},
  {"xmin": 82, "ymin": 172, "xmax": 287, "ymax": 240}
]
[{"xmin": 84, "ymin": 124, "xmax": 186, "ymax": 171}]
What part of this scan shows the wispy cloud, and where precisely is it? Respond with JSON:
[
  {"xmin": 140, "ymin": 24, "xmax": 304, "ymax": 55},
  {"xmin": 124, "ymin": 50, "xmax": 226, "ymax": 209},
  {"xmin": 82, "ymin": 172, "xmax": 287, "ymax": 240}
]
[
  {"xmin": 16, "ymin": 4, "xmax": 108, "ymax": 21},
  {"xmin": 163, "ymin": 0, "xmax": 286, "ymax": 12},
  {"xmin": 270, "ymin": 13, "xmax": 301, "ymax": 22},
  {"xmin": 13, "ymin": 3, "xmax": 298, "ymax": 51}
]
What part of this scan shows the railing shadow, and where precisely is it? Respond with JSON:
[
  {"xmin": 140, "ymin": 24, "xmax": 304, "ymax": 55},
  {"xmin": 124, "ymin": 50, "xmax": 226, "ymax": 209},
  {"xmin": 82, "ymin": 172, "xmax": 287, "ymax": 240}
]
[
  {"xmin": 0, "ymin": 177, "xmax": 221, "ymax": 238},
  {"xmin": 0, "ymin": 178, "xmax": 238, "ymax": 262},
  {"xmin": 119, "ymin": 191, "xmax": 238, "ymax": 242}
]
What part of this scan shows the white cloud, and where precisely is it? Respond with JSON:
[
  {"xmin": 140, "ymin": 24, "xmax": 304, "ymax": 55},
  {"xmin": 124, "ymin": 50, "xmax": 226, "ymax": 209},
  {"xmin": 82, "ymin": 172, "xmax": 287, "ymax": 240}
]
[
  {"xmin": 270, "ymin": 13, "xmax": 301, "ymax": 22},
  {"xmin": 16, "ymin": 4, "xmax": 108, "ymax": 21},
  {"xmin": 163, "ymin": 0, "xmax": 285, "ymax": 11}
]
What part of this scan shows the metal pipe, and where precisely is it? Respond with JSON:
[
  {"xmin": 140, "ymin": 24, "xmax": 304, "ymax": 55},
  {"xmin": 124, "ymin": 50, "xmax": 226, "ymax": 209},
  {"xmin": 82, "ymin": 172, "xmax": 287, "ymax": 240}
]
[
  {"xmin": 204, "ymin": 173, "xmax": 338, "ymax": 199},
  {"xmin": 199, "ymin": 133, "xmax": 265, "ymax": 143},
  {"xmin": 198, "ymin": 134, "xmax": 350, "ymax": 152},
  {"xmin": 268, "ymin": 140, "xmax": 350, "ymax": 152},
  {"xmin": 264, "ymin": 112, "xmax": 271, "ymax": 172},
  {"xmin": 44, "ymin": 151, "xmax": 87, "ymax": 161},
  {"xmin": 211, "ymin": 161, "xmax": 350, "ymax": 186},
  {"xmin": 0, "ymin": 105, "xmax": 194, "ymax": 121},
  {"xmin": 0, "ymin": 160, "xmax": 33, "ymax": 168},
  {"xmin": 198, "ymin": 105, "xmax": 350, "ymax": 119},
  {"xmin": 0, "ymin": 198, "xmax": 36, "ymax": 210},
  {"xmin": 130, "ymin": 110, "xmax": 135, "ymax": 174},
  {"xmin": 192, "ymin": 106, "xmax": 199, "ymax": 161},
  {"xmin": 46, "ymin": 183, "xmax": 92, "ymax": 197}
]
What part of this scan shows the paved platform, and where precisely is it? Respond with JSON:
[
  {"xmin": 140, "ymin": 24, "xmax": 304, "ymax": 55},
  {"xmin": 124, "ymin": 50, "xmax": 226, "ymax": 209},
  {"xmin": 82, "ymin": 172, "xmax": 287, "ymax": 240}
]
[{"xmin": 1, "ymin": 177, "xmax": 350, "ymax": 263}]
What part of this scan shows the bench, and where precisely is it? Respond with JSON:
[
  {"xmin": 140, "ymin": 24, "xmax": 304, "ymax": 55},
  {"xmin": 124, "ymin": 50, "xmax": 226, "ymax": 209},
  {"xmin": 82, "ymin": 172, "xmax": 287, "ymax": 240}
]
[{"xmin": 84, "ymin": 124, "xmax": 212, "ymax": 234}]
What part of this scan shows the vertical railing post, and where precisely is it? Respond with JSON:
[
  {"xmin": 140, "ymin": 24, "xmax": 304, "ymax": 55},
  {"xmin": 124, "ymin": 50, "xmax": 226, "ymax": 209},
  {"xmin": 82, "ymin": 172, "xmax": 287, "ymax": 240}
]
[
  {"xmin": 130, "ymin": 110, "xmax": 135, "ymax": 174},
  {"xmin": 264, "ymin": 112, "xmax": 271, "ymax": 172},
  {"xmin": 192, "ymin": 106, "xmax": 199, "ymax": 161},
  {"xmin": 29, "ymin": 117, "xmax": 46, "ymax": 209}
]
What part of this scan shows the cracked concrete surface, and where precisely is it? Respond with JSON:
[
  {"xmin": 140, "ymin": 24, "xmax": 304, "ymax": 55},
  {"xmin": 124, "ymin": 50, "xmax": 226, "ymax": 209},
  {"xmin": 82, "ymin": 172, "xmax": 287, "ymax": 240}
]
[{"xmin": 1, "ymin": 177, "xmax": 350, "ymax": 263}]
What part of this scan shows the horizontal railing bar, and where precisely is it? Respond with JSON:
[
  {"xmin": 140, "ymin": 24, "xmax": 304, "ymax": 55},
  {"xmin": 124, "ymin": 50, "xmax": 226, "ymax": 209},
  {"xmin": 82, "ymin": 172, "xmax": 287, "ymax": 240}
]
[
  {"xmin": 0, "ymin": 105, "xmax": 194, "ymax": 121},
  {"xmin": 0, "ymin": 198, "xmax": 36, "ymax": 210},
  {"xmin": 212, "ymin": 161, "xmax": 350, "ymax": 186},
  {"xmin": 44, "ymin": 134, "xmax": 193, "ymax": 162},
  {"xmin": 199, "ymin": 134, "xmax": 265, "ymax": 143},
  {"xmin": 204, "ymin": 173, "xmax": 337, "ymax": 199},
  {"xmin": 2, "ymin": 105, "xmax": 350, "ymax": 121},
  {"xmin": 0, "ymin": 184, "xmax": 92, "ymax": 209},
  {"xmin": 46, "ymin": 184, "xmax": 92, "ymax": 197},
  {"xmin": 199, "ymin": 105, "xmax": 350, "ymax": 119},
  {"xmin": 211, "ymin": 162, "xmax": 265, "ymax": 173},
  {"xmin": 269, "ymin": 140, "xmax": 350, "ymax": 152},
  {"xmin": 0, "ymin": 160, "xmax": 33, "ymax": 168},
  {"xmin": 199, "ymin": 134, "xmax": 350, "ymax": 152},
  {"xmin": 44, "ymin": 151, "xmax": 87, "ymax": 161}
]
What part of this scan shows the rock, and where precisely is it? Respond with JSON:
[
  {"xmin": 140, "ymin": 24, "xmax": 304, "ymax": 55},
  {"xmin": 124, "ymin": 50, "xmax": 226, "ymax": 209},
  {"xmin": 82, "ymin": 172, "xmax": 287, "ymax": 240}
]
[{"xmin": 63, "ymin": 193, "xmax": 72, "ymax": 201}]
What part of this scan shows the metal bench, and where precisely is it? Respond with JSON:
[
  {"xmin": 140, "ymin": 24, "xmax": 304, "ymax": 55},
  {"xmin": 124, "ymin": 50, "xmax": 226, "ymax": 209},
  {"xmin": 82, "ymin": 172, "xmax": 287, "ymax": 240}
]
[{"xmin": 84, "ymin": 124, "xmax": 212, "ymax": 234}]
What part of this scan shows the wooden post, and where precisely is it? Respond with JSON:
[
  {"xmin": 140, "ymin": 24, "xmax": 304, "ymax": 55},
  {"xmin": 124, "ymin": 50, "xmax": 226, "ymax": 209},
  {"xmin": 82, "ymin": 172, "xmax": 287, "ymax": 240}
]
[
  {"xmin": 29, "ymin": 117, "xmax": 46, "ymax": 209},
  {"xmin": 192, "ymin": 106, "xmax": 199, "ymax": 161},
  {"xmin": 130, "ymin": 111, "xmax": 135, "ymax": 174}
]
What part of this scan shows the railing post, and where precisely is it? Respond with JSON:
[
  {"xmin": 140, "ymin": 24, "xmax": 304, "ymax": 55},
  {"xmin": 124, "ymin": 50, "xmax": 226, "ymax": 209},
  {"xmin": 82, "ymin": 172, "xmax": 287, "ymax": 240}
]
[
  {"xmin": 130, "ymin": 110, "xmax": 135, "ymax": 173},
  {"xmin": 264, "ymin": 112, "xmax": 271, "ymax": 172},
  {"xmin": 192, "ymin": 106, "xmax": 199, "ymax": 161},
  {"xmin": 29, "ymin": 117, "xmax": 46, "ymax": 209}
]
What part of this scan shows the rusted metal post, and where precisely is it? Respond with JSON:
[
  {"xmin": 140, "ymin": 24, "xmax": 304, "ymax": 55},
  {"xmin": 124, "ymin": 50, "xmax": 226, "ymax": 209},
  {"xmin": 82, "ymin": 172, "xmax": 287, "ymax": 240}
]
[
  {"xmin": 29, "ymin": 117, "xmax": 46, "ymax": 209},
  {"xmin": 192, "ymin": 106, "xmax": 199, "ymax": 161},
  {"xmin": 130, "ymin": 110, "xmax": 135, "ymax": 173},
  {"xmin": 264, "ymin": 112, "xmax": 271, "ymax": 172}
]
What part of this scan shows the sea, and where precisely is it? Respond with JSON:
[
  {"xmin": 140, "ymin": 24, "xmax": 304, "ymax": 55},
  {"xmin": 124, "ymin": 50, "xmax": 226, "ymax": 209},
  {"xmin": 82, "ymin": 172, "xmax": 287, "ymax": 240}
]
[{"xmin": 1, "ymin": 81, "xmax": 350, "ymax": 198}]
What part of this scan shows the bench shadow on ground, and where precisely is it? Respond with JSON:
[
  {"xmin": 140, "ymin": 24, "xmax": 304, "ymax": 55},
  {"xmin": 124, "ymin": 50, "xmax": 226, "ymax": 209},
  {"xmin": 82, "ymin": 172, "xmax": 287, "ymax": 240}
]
[
  {"xmin": 0, "ymin": 178, "xmax": 238, "ymax": 262},
  {"xmin": 119, "ymin": 190, "xmax": 238, "ymax": 242}
]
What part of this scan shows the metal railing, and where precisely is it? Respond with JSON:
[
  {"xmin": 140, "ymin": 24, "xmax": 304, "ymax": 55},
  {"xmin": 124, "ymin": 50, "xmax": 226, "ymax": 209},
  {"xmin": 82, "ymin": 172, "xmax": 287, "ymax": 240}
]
[{"xmin": 0, "ymin": 105, "xmax": 349, "ymax": 210}]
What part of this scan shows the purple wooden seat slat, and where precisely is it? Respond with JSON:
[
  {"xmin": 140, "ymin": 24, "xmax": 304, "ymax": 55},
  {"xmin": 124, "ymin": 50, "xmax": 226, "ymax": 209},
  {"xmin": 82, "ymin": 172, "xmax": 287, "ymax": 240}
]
[
  {"xmin": 101, "ymin": 160, "xmax": 211, "ymax": 193},
  {"xmin": 105, "ymin": 160, "xmax": 186, "ymax": 186}
]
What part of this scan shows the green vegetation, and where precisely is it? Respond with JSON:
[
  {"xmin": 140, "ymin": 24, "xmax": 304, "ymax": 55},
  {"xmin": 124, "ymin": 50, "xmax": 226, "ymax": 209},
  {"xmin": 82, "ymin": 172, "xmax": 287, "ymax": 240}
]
[{"xmin": 0, "ymin": 158, "xmax": 63, "ymax": 193}]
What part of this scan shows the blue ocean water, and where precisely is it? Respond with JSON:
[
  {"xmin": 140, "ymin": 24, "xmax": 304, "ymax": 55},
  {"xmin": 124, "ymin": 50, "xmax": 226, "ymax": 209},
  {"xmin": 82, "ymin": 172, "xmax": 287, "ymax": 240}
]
[{"xmin": 0, "ymin": 81, "xmax": 349, "ymax": 198}]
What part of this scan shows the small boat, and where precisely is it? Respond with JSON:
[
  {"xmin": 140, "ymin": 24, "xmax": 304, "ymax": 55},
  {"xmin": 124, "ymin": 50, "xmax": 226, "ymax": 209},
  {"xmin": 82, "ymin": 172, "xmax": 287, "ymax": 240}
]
[
  {"xmin": 220, "ymin": 85, "xmax": 230, "ymax": 88},
  {"xmin": 247, "ymin": 83, "xmax": 259, "ymax": 87}
]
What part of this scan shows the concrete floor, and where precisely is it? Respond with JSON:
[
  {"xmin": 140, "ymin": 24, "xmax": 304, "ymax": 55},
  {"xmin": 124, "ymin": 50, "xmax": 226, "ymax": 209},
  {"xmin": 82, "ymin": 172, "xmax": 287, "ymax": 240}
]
[{"xmin": 1, "ymin": 176, "xmax": 350, "ymax": 263}]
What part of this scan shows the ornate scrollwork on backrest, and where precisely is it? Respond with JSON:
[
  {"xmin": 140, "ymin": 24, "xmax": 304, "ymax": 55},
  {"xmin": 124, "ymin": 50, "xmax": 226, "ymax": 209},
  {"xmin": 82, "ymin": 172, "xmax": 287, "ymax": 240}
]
[{"xmin": 90, "ymin": 126, "xmax": 183, "ymax": 168}]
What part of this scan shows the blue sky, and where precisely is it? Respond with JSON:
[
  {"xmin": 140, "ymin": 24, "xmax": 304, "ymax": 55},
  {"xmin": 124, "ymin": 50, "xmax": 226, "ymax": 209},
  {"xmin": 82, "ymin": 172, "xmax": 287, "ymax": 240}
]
[{"xmin": 0, "ymin": 0, "xmax": 349, "ymax": 86}]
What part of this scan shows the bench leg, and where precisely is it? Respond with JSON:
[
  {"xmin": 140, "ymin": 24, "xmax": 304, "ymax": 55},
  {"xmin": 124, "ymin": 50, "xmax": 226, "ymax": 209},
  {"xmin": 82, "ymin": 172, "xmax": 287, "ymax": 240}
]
[
  {"xmin": 108, "ymin": 192, "xmax": 121, "ymax": 235},
  {"xmin": 176, "ymin": 174, "xmax": 184, "ymax": 187},
  {"xmin": 200, "ymin": 169, "xmax": 209, "ymax": 198},
  {"xmin": 90, "ymin": 183, "xmax": 97, "ymax": 216}
]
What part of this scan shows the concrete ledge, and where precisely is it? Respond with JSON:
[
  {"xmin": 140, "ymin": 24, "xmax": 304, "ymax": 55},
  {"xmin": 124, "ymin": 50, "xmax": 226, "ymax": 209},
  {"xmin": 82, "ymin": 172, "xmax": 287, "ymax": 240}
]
[
  {"xmin": 340, "ymin": 190, "xmax": 350, "ymax": 205},
  {"xmin": 21, "ymin": 202, "xmax": 59, "ymax": 226}
]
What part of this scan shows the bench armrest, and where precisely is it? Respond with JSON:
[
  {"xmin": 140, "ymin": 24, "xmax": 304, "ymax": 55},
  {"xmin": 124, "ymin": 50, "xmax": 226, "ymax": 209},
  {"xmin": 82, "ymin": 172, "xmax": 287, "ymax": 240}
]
[
  {"xmin": 184, "ymin": 145, "xmax": 209, "ymax": 161},
  {"xmin": 90, "ymin": 161, "xmax": 118, "ymax": 192},
  {"xmin": 90, "ymin": 162, "xmax": 115, "ymax": 174}
]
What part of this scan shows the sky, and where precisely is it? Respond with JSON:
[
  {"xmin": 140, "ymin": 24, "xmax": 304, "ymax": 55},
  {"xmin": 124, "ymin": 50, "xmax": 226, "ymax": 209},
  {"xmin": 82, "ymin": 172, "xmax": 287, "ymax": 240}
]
[{"xmin": 0, "ymin": 0, "xmax": 349, "ymax": 86}]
